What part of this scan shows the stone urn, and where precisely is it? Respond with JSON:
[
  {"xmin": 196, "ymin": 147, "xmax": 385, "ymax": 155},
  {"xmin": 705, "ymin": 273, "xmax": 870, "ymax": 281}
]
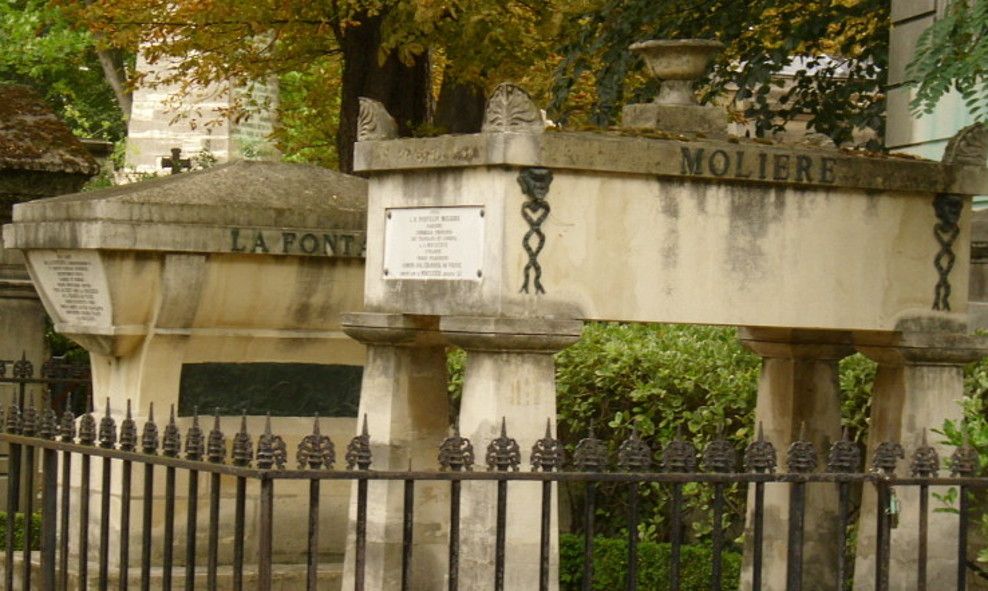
[
  {"xmin": 629, "ymin": 39, "xmax": 723, "ymax": 105},
  {"xmin": 623, "ymin": 39, "xmax": 726, "ymax": 136}
]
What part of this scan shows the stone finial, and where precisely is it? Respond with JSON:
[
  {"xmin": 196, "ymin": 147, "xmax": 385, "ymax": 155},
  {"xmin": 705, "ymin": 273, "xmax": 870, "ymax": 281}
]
[
  {"xmin": 357, "ymin": 97, "xmax": 399, "ymax": 142},
  {"xmin": 942, "ymin": 123, "xmax": 988, "ymax": 166},
  {"xmin": 530, "ymin": 418, "xmax": 565, "ymax": 472},
  {"xmin": 481, "ymin": 83, "xmax": 546, "ymax": 134}
]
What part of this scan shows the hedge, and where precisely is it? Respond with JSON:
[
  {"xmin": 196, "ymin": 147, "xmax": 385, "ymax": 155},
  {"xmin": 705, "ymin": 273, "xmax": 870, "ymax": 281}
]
[
  {"xmin": 0, "ymin": 513, "xmax": 41, "ymax": 550},
  {"xmin": 559, "ymin": 533, "xmax": 742, "ymax": 590}
]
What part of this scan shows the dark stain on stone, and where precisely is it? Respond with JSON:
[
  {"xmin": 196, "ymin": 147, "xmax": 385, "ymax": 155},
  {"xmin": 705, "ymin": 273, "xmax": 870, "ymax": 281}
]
[{"xmin": 725, "ymin": 189, "xmax": 786, "ymax": 283}]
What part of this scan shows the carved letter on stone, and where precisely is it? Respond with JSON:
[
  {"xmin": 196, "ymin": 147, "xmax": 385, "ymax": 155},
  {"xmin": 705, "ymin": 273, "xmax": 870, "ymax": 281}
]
[
  {"xmin": 357, "ymin": 97, "xmax": 398, "ymax": 142},
  {"xmin": 482, "ymin": 83, "xmax": 546, "ymax": 134},
  {"xmin": 942, "ymin": 123, "xmax": 988, "ymax": 167}
]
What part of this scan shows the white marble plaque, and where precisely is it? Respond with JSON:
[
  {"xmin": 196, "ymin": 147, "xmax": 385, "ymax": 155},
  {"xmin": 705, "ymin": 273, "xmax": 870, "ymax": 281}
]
[
  {"xmin": 384, "ymin": 206, "xmax": 485, "ymax": 281},
  {"xmin": 29, "ymin": 251, "xmax": 111, "ymax": 326}
]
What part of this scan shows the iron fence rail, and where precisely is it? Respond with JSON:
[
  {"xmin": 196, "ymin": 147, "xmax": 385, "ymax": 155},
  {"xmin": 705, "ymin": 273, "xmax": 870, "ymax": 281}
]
[{"xmin": 0, "ymin": 399, "xmax": 984, "ymax": 591}]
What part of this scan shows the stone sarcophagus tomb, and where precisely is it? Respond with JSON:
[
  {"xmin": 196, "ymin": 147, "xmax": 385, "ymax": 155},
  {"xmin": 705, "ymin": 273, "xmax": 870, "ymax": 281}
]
[
  {"xmin": 3, "ymin": 160, "xmax": 368, "ymax": 585},
  {"xmin": 342, "ymin": 41, "xmax": 988, "ymax": 591}
]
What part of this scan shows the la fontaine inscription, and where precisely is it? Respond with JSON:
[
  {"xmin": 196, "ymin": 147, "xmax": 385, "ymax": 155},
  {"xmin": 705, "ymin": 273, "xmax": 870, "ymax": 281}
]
[
  {"xmin": 229, "ymin": 228, "xmax": 366, "ymax": 257},
  {"xmin": 31, "ymin": 251, "xmax": 111, "ymax": 326},
  {"xmin": 384, "ymin": 206, "xmax": 485, "ymax": 280}
]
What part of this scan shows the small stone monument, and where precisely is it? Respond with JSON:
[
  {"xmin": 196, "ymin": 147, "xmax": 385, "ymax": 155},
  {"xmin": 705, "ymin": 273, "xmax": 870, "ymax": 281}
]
[
  {"xmin": 4, "ymin": 160, "xmax": 367, "ymax": 585},
  {"xmin": 124, "ymin": 52, "xmax": 279, "ymax": 175}
]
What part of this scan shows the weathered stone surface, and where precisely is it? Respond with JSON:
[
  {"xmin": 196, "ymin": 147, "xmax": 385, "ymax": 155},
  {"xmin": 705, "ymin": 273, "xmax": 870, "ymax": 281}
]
[
  {"xmin": 481, "ymin": 83, "xmax": 545, "ymax": 134},
  {"xmin": 0, "ymin": 84, "xmax": 100, "ymax": 177},
  {"xmin": 357, "ymin": 97, "xmax": 399, "ymax": 142},
  {"xmin": 5, "ymin": 160, "xmax": 367, "ymax": 255},
  {"xmin": 621, "ymin": 102, "xmax": 727, "ymax": 138},
  {"xmin": 355, "ymin": 131, "xmax": 988, "ymax": 194}
]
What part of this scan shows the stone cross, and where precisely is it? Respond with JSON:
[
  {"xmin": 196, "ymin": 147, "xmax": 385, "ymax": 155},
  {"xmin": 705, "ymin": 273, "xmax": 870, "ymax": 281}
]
[{"xmin": 160, "ymin": 148, "xmax": 191, "ymax": 175}]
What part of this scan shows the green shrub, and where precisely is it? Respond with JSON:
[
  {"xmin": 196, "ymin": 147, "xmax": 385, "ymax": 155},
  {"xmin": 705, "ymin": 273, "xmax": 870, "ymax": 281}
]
[
  {"xmin": 559, "ymin": 533, "xmax": 741, "ymax": 590},
  {"xmin": 0, "ymin": 513, "xmax": 41, "ymax": 550}
]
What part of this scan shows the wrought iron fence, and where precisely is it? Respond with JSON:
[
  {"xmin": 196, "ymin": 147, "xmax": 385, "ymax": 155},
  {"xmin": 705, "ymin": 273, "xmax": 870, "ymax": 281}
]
[
  {"xmin": 0, "ymin": 352, "xmax": 91, "ymax": 413},
  {"xmin": 0, "ymin": 398, "xmax": 984, "ymax": 591}
]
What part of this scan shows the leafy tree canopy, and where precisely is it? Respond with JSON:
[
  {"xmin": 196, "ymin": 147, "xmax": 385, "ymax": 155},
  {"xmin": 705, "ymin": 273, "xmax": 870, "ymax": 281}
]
[
  {"xmin": 0, "ymin": 0, "xmax": 126, "ymax": 141},
  {"xmin": 907, "ymin": 0, "xmax": 988, "ymax": 122},
  {"xmin": 550, "ymin": 0, "xmax": 888, "ymax": 149}
]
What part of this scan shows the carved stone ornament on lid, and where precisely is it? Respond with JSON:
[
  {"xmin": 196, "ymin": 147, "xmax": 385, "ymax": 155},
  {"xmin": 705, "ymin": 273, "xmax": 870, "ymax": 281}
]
[
  {"xmin": 356, "ymin": 97, "xmax": 399, "ymax": 142},
  {"xmin": 482, "ymin": 83, "xmax": 546, "ymax": 134},
  {"xmin": 942, "ymin": 122, "xmax": 988, "ymax": 167}
]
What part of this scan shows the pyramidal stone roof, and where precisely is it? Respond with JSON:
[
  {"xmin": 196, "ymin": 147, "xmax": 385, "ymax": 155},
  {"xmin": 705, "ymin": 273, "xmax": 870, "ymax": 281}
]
[
  {"xmin": 13, "ymin": 160, "xmax": 367, "ymax": 230},
  {"xmin": 0, "ymin": 84, "xmax": 100, "ymax": 176}
]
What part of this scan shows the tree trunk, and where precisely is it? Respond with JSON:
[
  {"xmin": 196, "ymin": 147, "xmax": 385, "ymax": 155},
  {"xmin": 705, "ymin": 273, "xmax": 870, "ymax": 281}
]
[
  {"xmin": 434, "ymin": 72, "xmax": 486, "ymax": 134},
  {"xmin": 95, "ymin": 49, "xmax": 132, "ymax": 124},
  {"xmin": 337, "ymin": 14, "xmax": 431, "ymax": 173}
]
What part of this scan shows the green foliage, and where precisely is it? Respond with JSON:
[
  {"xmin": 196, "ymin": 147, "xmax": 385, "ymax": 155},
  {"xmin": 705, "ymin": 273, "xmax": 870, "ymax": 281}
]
[
  {"xmin": 558, "ymin": 533, "xmax": 741, "ymax": 590},
  {"xmin": 838, "ymin": 353, "xmax": 876, "ymax": 444},
  {"xmin": 0, "ymin": 1, "xmax": 125, "ymax": 142},
  {"xmin": 549, "ymin": 0, "xmax": 888, "ymax": 149},
  {"xmin": 555, "ymin": 323, "xmax": 757, "ymax": 541},
  {"xmin": 907, "ymin": 0, "xmax": 988, "ymax": 122},
  {"xmin": 274, "ymin": 60, "xmax": 343, "ymax": 169},
  {"xmin": 0, "ymin": 513, "xmax": 41, "ymax": 551}
]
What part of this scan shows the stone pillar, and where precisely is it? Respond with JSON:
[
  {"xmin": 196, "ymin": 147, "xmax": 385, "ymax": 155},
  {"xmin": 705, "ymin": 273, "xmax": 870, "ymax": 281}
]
[
  {"xmin": 853, "ymin": 330, "xmax": 986, "ymax": 590},
  {"xmin": 441, "ymin": 316, "xmax": 581, "ymax": 591},
  {"xmin": 740, "ymin": 329, "xmax": 853, "ymax": 591},
  {"xmin": 341, "ymin": 312, "xmax": 452, "ymax": 591}
]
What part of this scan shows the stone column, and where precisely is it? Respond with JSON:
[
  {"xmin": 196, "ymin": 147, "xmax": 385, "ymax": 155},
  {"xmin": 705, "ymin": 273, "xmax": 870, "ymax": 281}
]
[
  {"xmin": 740, "ymin": 329, "xmax": 853, "ymax": 591},
  {"xmin": 340, "ymin": 312, "xmax": 452, "ymax": 591},
  {"xmin": 853, "ymin": 330, "xmax": 986, "ymax": 590},
  {"xmin": 441, "ymin": 316, "xmax": 581, "ymax": 591}
]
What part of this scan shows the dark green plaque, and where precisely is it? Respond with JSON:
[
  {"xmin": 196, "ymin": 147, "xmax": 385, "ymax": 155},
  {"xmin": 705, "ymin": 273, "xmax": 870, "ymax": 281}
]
[{"xmin": 178, "ymin": 363, "xmax": 362, "ymax": 417}]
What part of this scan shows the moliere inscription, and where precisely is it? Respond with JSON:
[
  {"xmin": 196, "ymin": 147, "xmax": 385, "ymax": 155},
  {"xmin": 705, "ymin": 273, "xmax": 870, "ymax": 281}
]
[{"xmin": 680, "ymin": 147, "xmax": 838, "ymax": 184}]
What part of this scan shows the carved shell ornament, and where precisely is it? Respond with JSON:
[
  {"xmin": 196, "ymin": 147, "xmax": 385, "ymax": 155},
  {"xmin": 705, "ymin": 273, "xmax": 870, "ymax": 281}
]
[
  {"xmin": 482, "ymin": 83, "xmax": 546, "ymax": 133},
  {"xmin": 356, "ymin": 97, "xmax": 399, "ymax": 142},
  {"xmin": 942, "ymin": 122, "xmax": 988, "ymax": 166}
]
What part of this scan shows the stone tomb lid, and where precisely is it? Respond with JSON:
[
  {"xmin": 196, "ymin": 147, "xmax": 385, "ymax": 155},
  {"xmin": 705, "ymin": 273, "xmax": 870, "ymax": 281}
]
[
  {"xmin": 4, "ymin": 160, "xmax": 367, "ymax": 254},
  {"xmin": 354, "ymin": 129, "xmax": 988, "ymax": 196},
  {"xmin": 0, "ymin": 84, "xmax": 100, "ymax": 176}
]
